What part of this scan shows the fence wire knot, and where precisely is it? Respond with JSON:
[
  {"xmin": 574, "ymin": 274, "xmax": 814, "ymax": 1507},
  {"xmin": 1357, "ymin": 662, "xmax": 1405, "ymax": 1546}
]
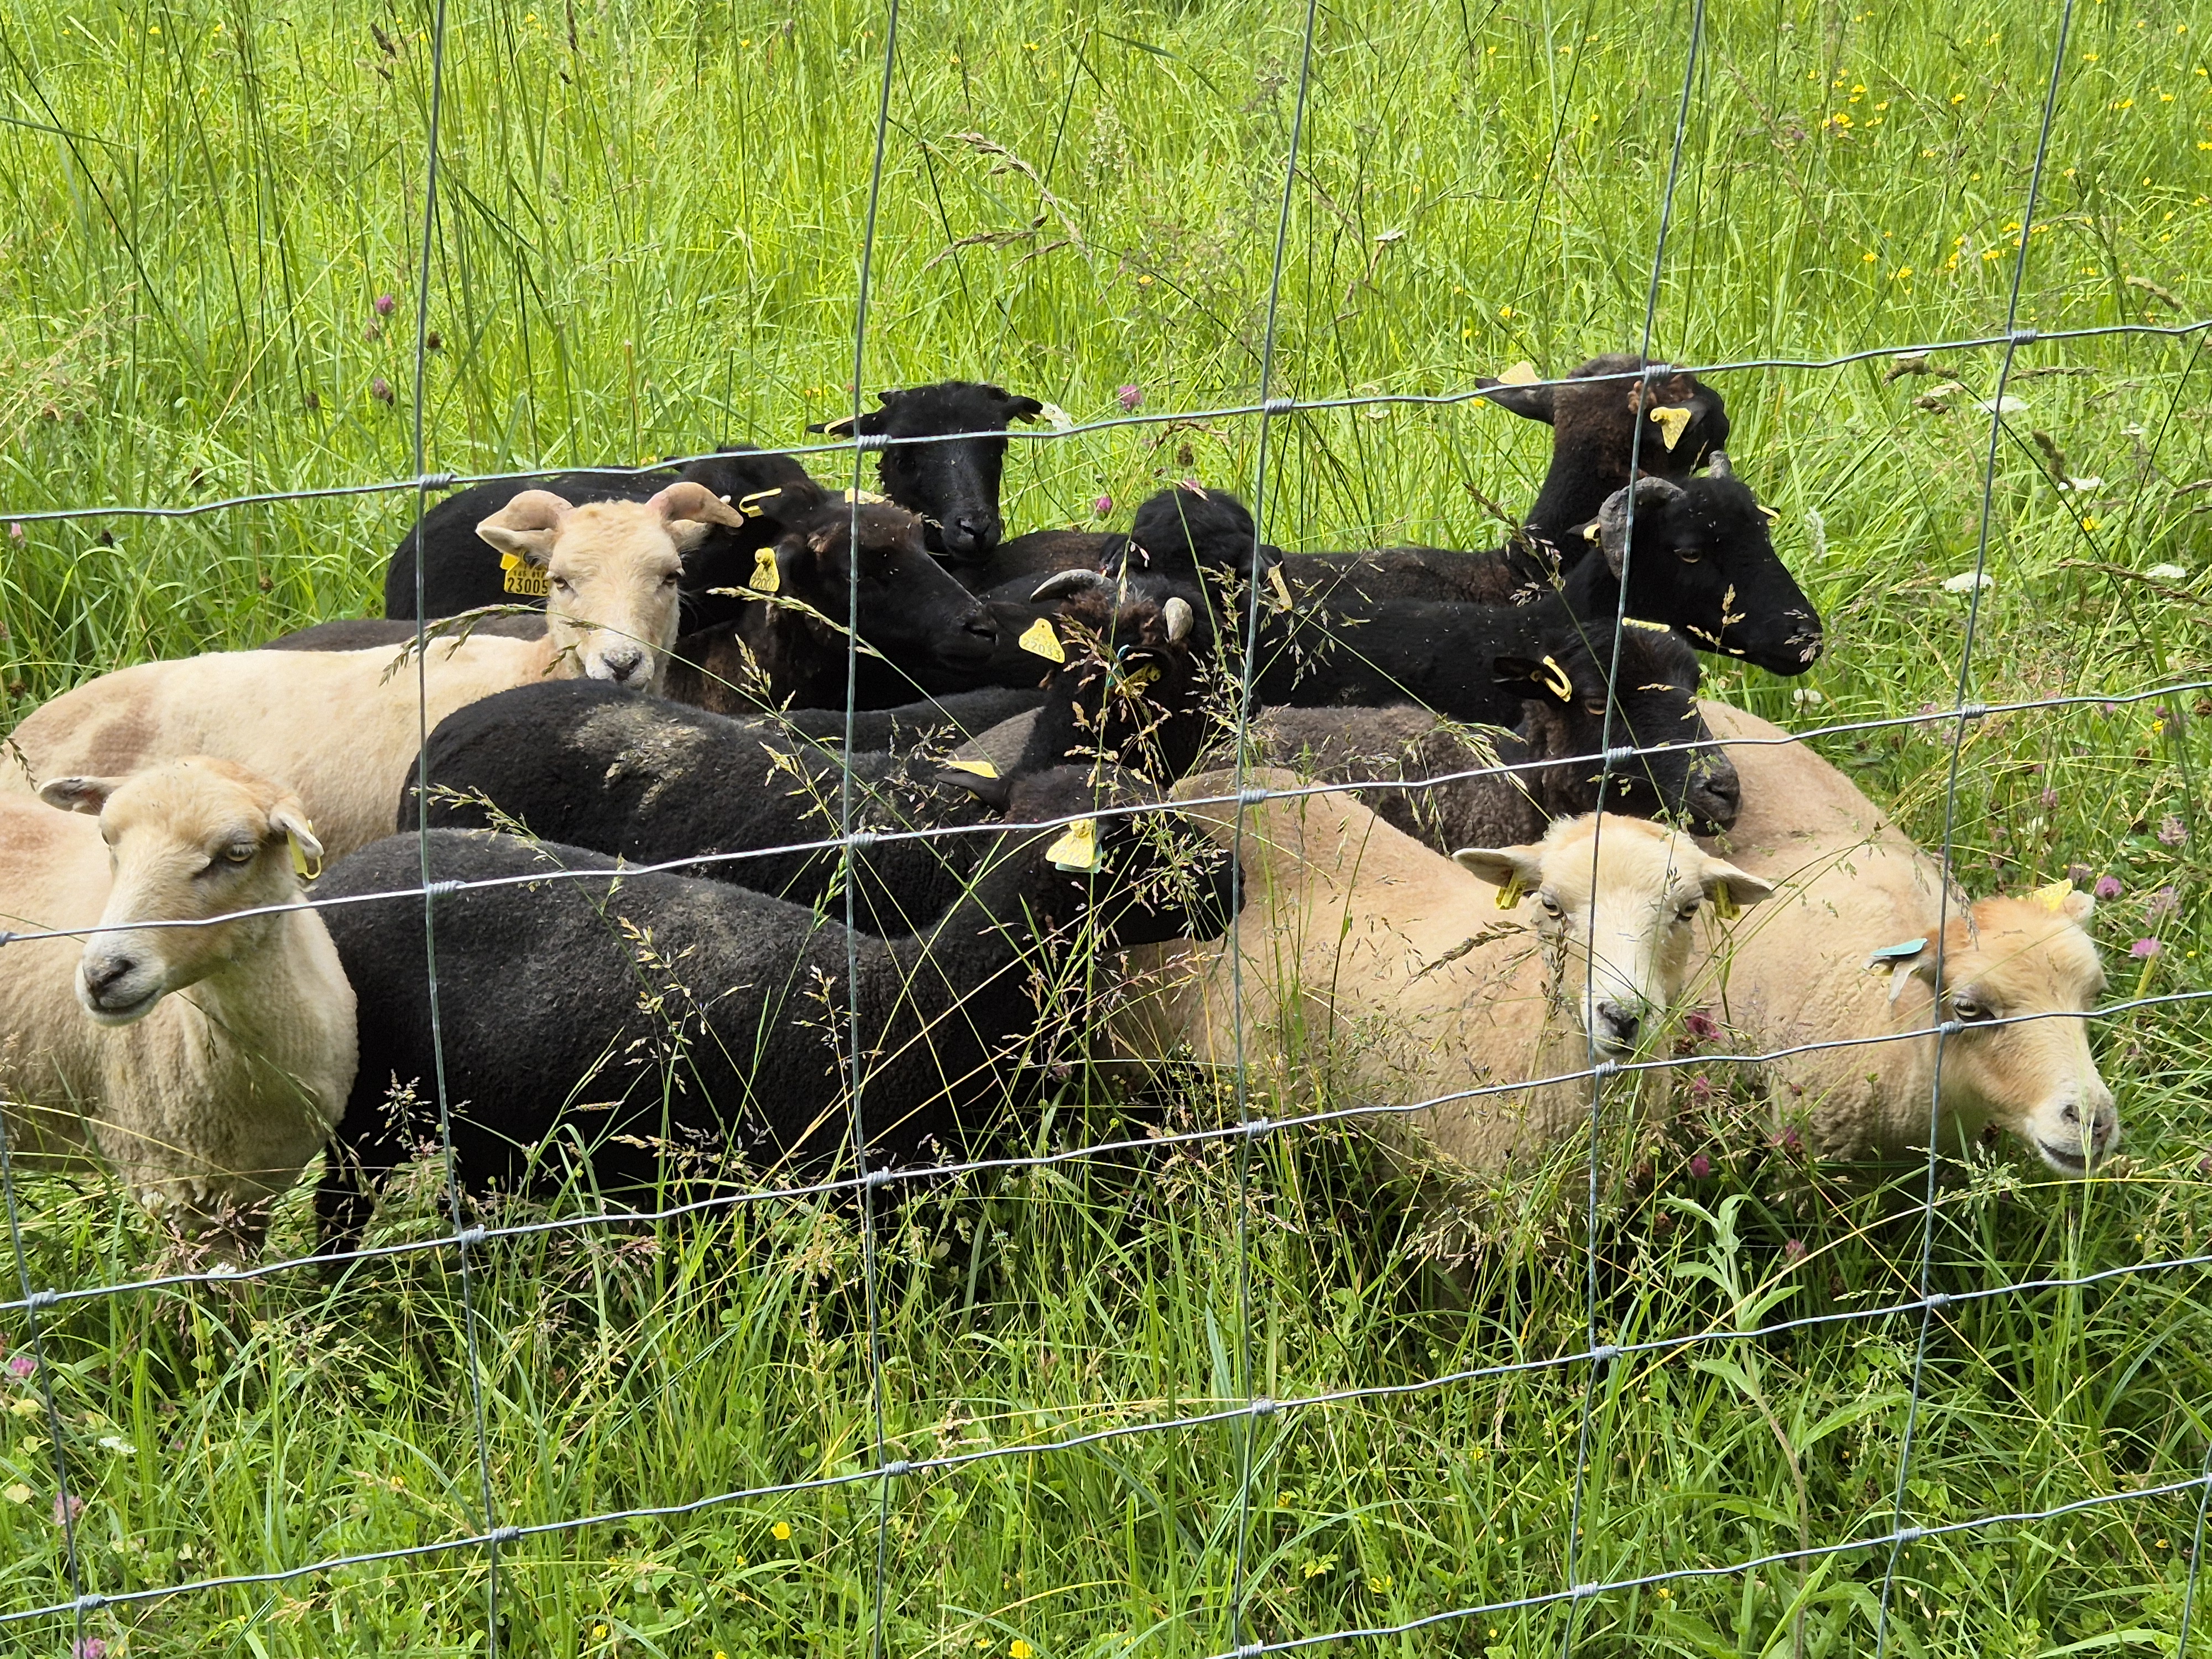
[
  {"xmin": 853, "ymin": 431, "xmax": 890, "ymax": 452},
  {"xmin": 455, "ymin": 1226, "xmax": 487, "ymax": 1249},
  {"xmin": 1937, "ymin": 1020, "xmax": 1965, "ymax": 1039},
  {"xmin": 1590, "ymin": 1344, "xmax": 1621, "ymax": 1366},
  {"xmin": 1241, "ymin": 1116, "xmax": 1274, "ymax": 1141},
  {"xmin": 1926, "ymin": 1293, "xmax": 1953, "ymax": 1312},
  {"xmin": 417, "ymin": 472, "xmax": 457, "ymax": 491},
  {"xmin": 1571, "ymin": 1580, "xmax": 1601, "ymax": 1600},
  {"xmin": 1592, "ymin": 1060, "xmax": 1623, "ymax": 1083},
  {"xmin": 1238, "ymin": 786, "xmax": 1271, "ymax": 806},
  {"xmin": 426, "ymin": 879, "xmax": 467, "ymax": 898},
  {"xmin": 1250, "ymin": 1396, "xmax": 1279, "ymax": 1417},
  {"xmin": 24, "ymin": 1289, "xmax": 57, "ymax": 1312},
  {"xmin": 881, "ymin": 1459, "xmax": 913, "ymax": 1478},
  {"xmin": 2009, "ymin": 327, "xmax": 2039, "ymax": 347},
  {"xmin": 488, "ymin": 1525, "xmax": 521, "ymax": 1546},
  {"xmin": 1261, "ymin": 396, "xmax": 1295, "ymax": 416},
  {"xmin": 74, "ymin": 1594, "xmax": 107, "ymax": 1614},
  {"xmin": 846, "ymin": 831, "xmax": 880, "ymax": 852},
  {"xmin": 1895, "ymin": 1526, "xmax": 1926, "ymax": 1545}
]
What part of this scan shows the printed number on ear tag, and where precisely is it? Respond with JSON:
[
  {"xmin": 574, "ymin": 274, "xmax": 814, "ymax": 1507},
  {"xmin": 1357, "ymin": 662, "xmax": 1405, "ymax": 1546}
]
[
  {"xmin": 1117, "ymin": 664, "xmax": 1161, "ymax": 693},
  {"xmin": 1496, "ymin": 875, "xmax": 1525, "ymax": 911},
  {"xmin": 500, "ymin": 552, "xmax": 549, "ymax": 598},
  {"xmin": 1020, "ymin": 618, "xmax": 1067, "ymax": 663},
  {"xmin": 943, "ymin": 758, "xmax": 1000, "ymax": 779},
  {"xmin": 749, "ymin": 549, "xmax": 781, "ymax": 593},
  {"xmin": 1046, "ymin": 818, "xmax": 1101, "ymax": 873},
  {"xmin": 1650, "ymin": 405, "xmax": 1693, "ymax": 451},
  {"xmin": 1267, "ymin": 565, "xmax": 1295, "ymax": 613},
  {"xmin": 1711, "ymin": 881, "xmax": 1739, "ymax": 922}
]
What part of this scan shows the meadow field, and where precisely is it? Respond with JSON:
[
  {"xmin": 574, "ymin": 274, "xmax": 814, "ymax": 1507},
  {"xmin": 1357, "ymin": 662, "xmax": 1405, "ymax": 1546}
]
[{"xmin": 1, "ymin": 0, "xmax": 2210, "ymax": 1651}]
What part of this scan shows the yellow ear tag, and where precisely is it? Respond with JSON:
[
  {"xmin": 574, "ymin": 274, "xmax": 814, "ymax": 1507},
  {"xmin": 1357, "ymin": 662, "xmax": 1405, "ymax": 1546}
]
[
  {"xmin": 1118, "ymin": 664, "xmax": 1162, "ymax": 693},
  {"xmin": 735, "ymin": 487, "xmax": 782, "ymax": 519},
  {"xmin": 749, "ymin": 549, "xmax": 781, "ymax": 593},
  {"xmin": 1046, "ymin": 818, "xmax": 1100, "ymax": 873},
  {"xmin": 1020, "ymin": 618, "xmax": 1067, "ymax": 663},
  {"xmin": 1496, "ymin": 361, "xmax": 1541, "ymax": 385},
  {"xmin": 1711, "ymin": 880, "xmax": 1739, "ymax": 921},
  {"xmin": 1650, "ymin": 405, "xmax": 1693, "ymax": 451},
  {"xmin": 1582, "ymin": 521, "xmax": 1603, "ymax": 543},
  {"xmin": 1537, "ymin": 656, "xmax": 1575, "ymax": 701},
  {"xmin": 1267, "ymin": 564, "xmax": 1295, "ymax": 613},
  {"xmin": 2031, "ymin": 878, "xmax": 2073, "ymax": 912},
  {"xmin": 943, "ymin": 758, "xmax": 1000, "ymax": 779},
  {"xmin": 500, "ymin": 552, "xmax": 549, "ymax": 598},
  {"xmin": 841, "ymin": 487, "xmax": 890, "ymax": 505},
  {"xmin": 286, "ymin": 830, "xmax": 321, "ymax": 882},
  {"xmin": 1756, "ymin": 503, "xmax": 1781, "ymax": 521},
  {"xmin": 1496, "ymin": 874, "xmax": 1525, "ymax": 911}
]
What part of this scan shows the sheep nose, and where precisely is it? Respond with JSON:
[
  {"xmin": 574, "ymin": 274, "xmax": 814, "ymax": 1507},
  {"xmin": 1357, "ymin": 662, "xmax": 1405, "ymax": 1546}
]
[
  {"xmin": 946, "ymin": 513, "xmax": 1001, "ymax": 557},
  {"xmin": 2062, "ymin": 1093, "xmax": 2120, "ymax": 1154},
  {"xmin": 1593, "ymin": 999, "xmax": 1642, "ymax": 1051},
  {"xmin": 597, "ymin": 645, "xmax": 647, "ymax": 684},
  {"xmin": 962, "ymin": 609, "xmax": 1000, "ymax": 643},
  {"xmin": 82, "ymin": 954, "xmax": 139, "ymax": 1007},
  {"xmin": 1688, "ymin": 761, "xmax": 1741, "ymax": 831}
]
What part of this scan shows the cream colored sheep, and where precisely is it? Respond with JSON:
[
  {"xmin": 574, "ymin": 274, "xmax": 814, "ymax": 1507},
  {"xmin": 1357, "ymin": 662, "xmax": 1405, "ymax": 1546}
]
[
  {"xmin": 0, "ymin": 758, "xmax": 356, "ymax": 1259},
  {"xmin": 1, "ymin": 483, "xmax": 740, "ymax": 860},
  {"xmin": 1111, "ymin": 773, "xmax": 1770, "ymax": 1172},
  {"xmin": 1689, "ymin": 701, "xmax": 2117, "ymax": 1173}
]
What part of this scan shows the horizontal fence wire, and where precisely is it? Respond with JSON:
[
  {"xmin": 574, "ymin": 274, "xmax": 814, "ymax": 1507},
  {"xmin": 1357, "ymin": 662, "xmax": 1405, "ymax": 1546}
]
[
  {"xmin": 0, "ymin": 116, "xmax": 2206, "ymax": 1651},
  {"xmin": 0, "ymin": 317, "xmax": 2208, "ymax": 525}
]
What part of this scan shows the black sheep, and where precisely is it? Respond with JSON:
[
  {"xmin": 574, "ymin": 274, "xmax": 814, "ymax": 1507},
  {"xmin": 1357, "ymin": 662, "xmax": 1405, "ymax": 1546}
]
[
  {"xmin": 658, "ymin": 498, "xmax": 1001, "ymax": 714},
  {"xmin": 1281, "ymin": 468, "xmax": 1821, "ymax": 677},
  {"xmin": 1475, "ymin": 352, "xmax": 1730, "ymax": 546},
  {"xmin": 401, "ymin": 585, "xmax": 1209, "ymax": 933},
  {"xmin": 314, "ymin": 766, "xmax": 1236, "ymax": 1249},
  {"xmin": 808, "ymin": 380, "xmax": 1045, "ymax": 565}
]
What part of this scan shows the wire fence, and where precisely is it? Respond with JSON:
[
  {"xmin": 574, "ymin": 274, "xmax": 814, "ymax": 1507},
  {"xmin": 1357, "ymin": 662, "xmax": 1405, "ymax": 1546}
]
[{"xmin": 0, "ymin": 0, "xmax": 2207, "ymax": 1651}]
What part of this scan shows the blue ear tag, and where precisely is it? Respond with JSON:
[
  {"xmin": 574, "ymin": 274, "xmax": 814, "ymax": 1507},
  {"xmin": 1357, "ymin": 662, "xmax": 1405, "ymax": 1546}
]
[{"xmin": 1865, "ymin": 937, "xmax": 1927, "ymax": 971}]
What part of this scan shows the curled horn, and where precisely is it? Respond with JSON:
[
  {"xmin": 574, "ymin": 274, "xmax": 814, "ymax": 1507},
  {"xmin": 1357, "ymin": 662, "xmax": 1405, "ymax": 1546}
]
[
  {"xmin": 1708, "ymin": 448, "xmax": 1733, "ymax": 479},
  {"xmin": 1030, "ymin": 568, "xmax": 1116, "ymax": 603},
  {"xmin": 1163, "ymin": 596, "xmax": 1194, "ymax": 643}
]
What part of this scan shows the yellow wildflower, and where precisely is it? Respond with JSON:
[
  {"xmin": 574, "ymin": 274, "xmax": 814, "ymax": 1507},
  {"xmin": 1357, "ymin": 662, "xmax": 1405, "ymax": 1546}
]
[
  {"xmin": 772, "ymin": 1521, "xmax": 792, "ymax": 1541},
  {"xmin": 1011, "ymin": 1642, "xmax": 1035, "ymax": 1659}
]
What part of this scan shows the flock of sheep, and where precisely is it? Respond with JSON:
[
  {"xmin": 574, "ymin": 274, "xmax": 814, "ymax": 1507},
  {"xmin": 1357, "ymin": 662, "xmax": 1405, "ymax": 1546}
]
[{"xmin": 0, "ymin": 357, "xmax": 2119, "ymax": 1265}]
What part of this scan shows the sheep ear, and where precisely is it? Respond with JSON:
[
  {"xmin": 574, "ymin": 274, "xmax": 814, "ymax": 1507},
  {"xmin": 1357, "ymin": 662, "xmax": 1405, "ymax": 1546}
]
[
  {"xmin": 1699, "ymin": 861, "xmax": 1774, "ymax": 911},
  {"xmin": 476, "ymin": 489, "xmax": 574, "ymax": 565},
  {"xmin": 267, "ymin": 797, "xmax": 325, "ymax": 880},
  {"xmin": 1475, "ymin": 369, "xmax": 1554, "ymax": 424},
  {"xmin": 1453, "ymin": 845, "xmax": 1545, "ymax": 905},
  {"xmin": 38, "ymin": 775, "xmax": 119, "ymax": 816},
  {"xmin": 648, "ymin": 480, "xmax": 747, "ymax": 529},
  {"xmin": 931, "ymin": 765, "xmax": 1014, "ymax": 812},
  {"xmin": 1000, "ymin": 394, "xmax": 1046, "ymax": 424},
  {"xmin": 1594, "ymin": 477, "xmax": 1686, "ymax": 577},
  {"xmin": 807, "ymin": 413, "xmax": 858, "ymax": 437},
  {"xmin": 2059, "ymin": 889, "xmax": 2094, "ymax": 923}
]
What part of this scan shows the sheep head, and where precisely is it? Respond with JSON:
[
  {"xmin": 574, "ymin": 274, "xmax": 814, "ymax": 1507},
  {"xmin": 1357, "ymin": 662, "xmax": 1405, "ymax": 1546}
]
[
  {"xmin": 1877, "ymin": 886, "xmax": 2117, "ymax": 1175},
  {"xmin": 477, "ymin": 483, "xmax": 740, "ymax": 692},
  {"xmin": 39, "ymin": 758, "xmax": 321, "ymax": 1026},
  {"xmin": 1455, "ymin": 814, "xmax": 1771, "ymax": 1057},
  {"xmin": 764, "ymin": 500, "xmax": 999, "ymax": 673},
  {"xmin": 808, "ymin": 381, "xmax": 1045, "ymax": 562}
]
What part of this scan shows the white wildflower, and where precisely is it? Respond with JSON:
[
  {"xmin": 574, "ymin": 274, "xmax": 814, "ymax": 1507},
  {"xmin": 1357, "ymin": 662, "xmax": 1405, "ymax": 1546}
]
[
  {"xmin": 1791, "ymin": 687, "xmax": 1825, "ymax": 706},
  {"xmin": 1942, "ymin": 571, "xmax": 1996, "ymax": 594},
  {"xmin": 2146, "ymin": 563, "xmax": 2189, "ymax": 581},
  {"xmin": 97, "ymin": 1435, "xmax": 135, "ymax": 1456},
  {"xmin": 2058, "ymin": 476, "xmax": 2104, "ymax": 492}
]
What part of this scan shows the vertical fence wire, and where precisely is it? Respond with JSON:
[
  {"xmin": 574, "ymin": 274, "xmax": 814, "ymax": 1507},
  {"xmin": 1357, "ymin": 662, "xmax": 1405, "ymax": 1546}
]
[
  {"xmin": 402, "ymin": 2, "xmax": 507, "ymax": 1651},
  {"xmin": 844, "ymin": 0, "xmax": 905, "ymax": 1653},
  {"xmin": 1870, "ymin": 3, "xmax": 2077, "ymax": 1652},
  {"xmin": 1222, "ymin": 0, "xmax": 1324, "ymax": 1645},
  {"xmin": 0, "ymin": 1128, "xmax": 85, "ymax": 1654},
  {"xmin": 1555, "ymin": 1, "xmax": 1706, "ymax": 1649}
]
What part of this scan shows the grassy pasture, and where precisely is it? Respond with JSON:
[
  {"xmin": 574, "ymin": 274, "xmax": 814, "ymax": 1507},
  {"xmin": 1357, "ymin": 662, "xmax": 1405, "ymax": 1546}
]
[{"xmin": 0, "ymin": 0, "xmax": 2210, "ymax": 1652}]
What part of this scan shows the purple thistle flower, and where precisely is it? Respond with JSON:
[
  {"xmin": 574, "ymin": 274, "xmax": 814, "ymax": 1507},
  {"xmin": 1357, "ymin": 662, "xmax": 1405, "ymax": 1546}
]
[
  {"xmin": 373, "ymin": 293, "xmax": 397, "ymax": 316},
  {"xmin": 2157, "ymin": 813, "xmax": 2187, "ymax": 847},
  {"xmin": 73, "ymin": 1639, "xmax": 108, "ymax": 1659},
  {"xmin": 2147, "ymin": 886, "xmax": 2180, "ymax": 923},
  {"xmin": 1688, "ymin": 1154, "xmax": 1712, "ymax": 1180},
  {"xmin": 1093, "ymin": 493, "xmax": 1113, "ymax": 518},
  {"xmin": 1116, "ymin": 383, "xmax": 1142, "ymax": 413},
  {"xmin": 51, "ymin": 1493, "xmax": 82, "ymax": 1526},
  {"xmin": 1683, "ymin": 1009, "xmax": 1719, "ymax": 1044},
  {"xmin": 2130, "ymin": 938, "xmax": 2162, "ymax": 959},
  {"xmin": 8, "ymin": 1354, "xmax": 33, "ymax": 1379},
  {"xmin": 2094, "ymin": 875, "xmax": 2123, "ymax": 901},
  {"xmin": 1688, "ymin": 1074, "xmax": 1712, "ymax": 1102},
  {"xmin": 371, "ymin": 378, "xmax": 394, "ymax": 405},
  {"xmin": 1782, "ymin": 1238, "xmax": 1807, "ymax": 1262}
]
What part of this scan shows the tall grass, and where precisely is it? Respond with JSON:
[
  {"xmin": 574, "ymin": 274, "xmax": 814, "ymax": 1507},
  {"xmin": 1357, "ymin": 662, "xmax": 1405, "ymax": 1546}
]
[{"xmin": 0, "ymin": 0, "xmax": 2208, "ymax": 1651}]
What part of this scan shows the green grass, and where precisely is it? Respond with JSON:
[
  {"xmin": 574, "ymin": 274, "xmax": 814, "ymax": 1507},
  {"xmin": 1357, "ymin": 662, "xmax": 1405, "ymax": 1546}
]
[{"xmin": 2, "ymin": 0, "xmax": 2211, "ymax": 1651}]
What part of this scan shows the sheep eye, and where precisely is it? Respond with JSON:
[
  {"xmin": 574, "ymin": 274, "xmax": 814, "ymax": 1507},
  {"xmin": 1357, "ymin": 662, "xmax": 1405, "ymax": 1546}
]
[
  {"xmin": 1950, "ymin": 995, "xmax": 1990, "ymax": 1022},
  {"xmin": 1582, "ymin": 700, "xmax": 1608, "ymax": 716},
  {"xmin": 1677, "ymin": 899, "xmax": 1702, "ymax": 920},
  {"xmin": 1676, "ymin": 549, "xmax": 1703, "ymax": 564},
  {"xmin": 550, "ymin": 576, "xmax": 573, "ymax": 593},
  {"xmin": 1538, "ymin": 894, "xmax": 1563, "ymax": 917},
  {"xmin": 221, "ymin": 843, "xmax": 257, "ymax": 865}
]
